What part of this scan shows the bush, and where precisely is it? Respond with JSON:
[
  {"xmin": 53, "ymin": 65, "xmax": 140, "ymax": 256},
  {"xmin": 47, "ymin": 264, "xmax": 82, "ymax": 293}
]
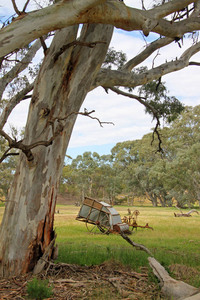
[{"xmin": 26, "ymin": 277, "xmax": 53, "ymax": 299}]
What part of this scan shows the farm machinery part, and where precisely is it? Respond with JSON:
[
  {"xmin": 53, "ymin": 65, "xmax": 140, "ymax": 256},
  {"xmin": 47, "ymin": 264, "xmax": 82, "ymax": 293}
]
[
  {"xmin": 76, "ymin": 197, "xmax": 130, "ymax": 234},
  {"xmin": 122, "ymin": 209, "xmax": 153, "ymax": 231}
]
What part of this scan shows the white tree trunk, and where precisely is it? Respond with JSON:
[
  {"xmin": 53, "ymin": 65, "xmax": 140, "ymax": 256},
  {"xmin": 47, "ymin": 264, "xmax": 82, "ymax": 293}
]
[{"xmin": 0, "ymin": 23, "xmax": 113, "ymax": 277}]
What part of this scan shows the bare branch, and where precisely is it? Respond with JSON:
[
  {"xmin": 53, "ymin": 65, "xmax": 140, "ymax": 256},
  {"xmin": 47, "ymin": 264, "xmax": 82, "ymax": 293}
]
[
  {"xmin": 54, "ymin": 109, "xmax": 114, "ymax": 127},
  {"xmin": 180, "ymin": 40, "xmax": 200, "ymax": 60},
  {"xmin": 0, "ymin": 81, "xmax": 35, "ymax": 130},
  {"xmin": 39, "ymin": 36, "xmax": 48, "ymax": 55},
  {"xmin": 1, "ymin": 1, "xmax": 200, "ymax": 58},
  {"xmin": 22, "ymin": 0, "xmax": 30, "ymax": 13},
  {"xmin": 93, "ymin": 41, "xmax": 200, "ymax": 91},
  {"xmin": 108, "ymin": 87, "xmax": 162, "ymax": 152},
  {"xmin": 109, "ymin": 86, "xmax": 155, "ymax": 112},
  {"xmin": 148, "ymin": 0, "xmax": 196, "ymax": 20},
  {"xmin": 122, "ymin": 37, "xmax": 174, "ymax": 72},
  {"xmin": 189, "ymin": 61, "xmax": 200, "ymax": 66},
  {"xmin": 54, "ymin": 40, "xmax": 106, "ymax": 63},
  {"xmin": 152, "ymin": 50, "xmax": 160, "ymax": 69},
  {"xmin": 0, "ymin": 129, "xmax": 13, "ymax": 145},
  {"xmin": 141, "ymin": 0, "xmax": 146, "ymax": 11},
  {"xmin": 0, "ymin": 39, "xmax": 42, "ymax": 99},
  {"xmin": 0, "ymin": 152, "xmax": 19, "ymax": 163},
  {"xmin": 0, "ymin": 109, "xmax": 113, "ymax": 163},
  {"xmin": 11, "ymin": 0, "xmax": 21, "ymax": 15},
  {"xmin": 151, "ymin": 119, "xmax": 163, "ymax": 153}
]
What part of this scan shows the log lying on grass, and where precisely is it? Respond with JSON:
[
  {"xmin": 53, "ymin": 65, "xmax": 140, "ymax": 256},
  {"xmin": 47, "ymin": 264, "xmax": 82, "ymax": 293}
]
[
  {"xmin": 120, "ymin": 233, "xmax": 200, "ymax": 299},
  {"xmin": 148, "ymin": 257, "xmax": 200, "ymax": 300},
  {"xmin": 174, "ymin": 207, "xmax": 199, "ymax": 217}
]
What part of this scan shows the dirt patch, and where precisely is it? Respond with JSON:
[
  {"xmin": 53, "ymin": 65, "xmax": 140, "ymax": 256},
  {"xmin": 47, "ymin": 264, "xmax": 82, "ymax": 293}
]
[{"xmin": 0, "ymin": 261, "xmax": 161, "ymax": 299}]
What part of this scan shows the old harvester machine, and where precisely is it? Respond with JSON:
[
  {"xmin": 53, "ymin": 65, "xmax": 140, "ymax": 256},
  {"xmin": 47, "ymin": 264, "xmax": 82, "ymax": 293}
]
[{"xmin": 76, "ymin": 197, "xmax": 129, "ymax": 234}]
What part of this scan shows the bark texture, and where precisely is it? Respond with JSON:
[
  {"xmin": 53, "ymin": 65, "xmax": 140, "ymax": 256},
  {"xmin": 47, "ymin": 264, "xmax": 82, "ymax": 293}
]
[
  {"xmin": 0, "ymin": 23, "xmax": 113, "ymax": 277},
  {"xmin": 148, "ymin": 257, "xmax": 199, "ymax": 299},
  {"xmin": 1, "ymin": 0, "xmax": 199, "ymax": 58}
]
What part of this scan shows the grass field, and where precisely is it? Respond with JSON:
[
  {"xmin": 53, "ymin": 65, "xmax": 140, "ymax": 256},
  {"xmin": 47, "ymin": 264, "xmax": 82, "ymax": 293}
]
[{"xmin": 0, "ymin": 205, "xmax": 200, "ymax": 287}]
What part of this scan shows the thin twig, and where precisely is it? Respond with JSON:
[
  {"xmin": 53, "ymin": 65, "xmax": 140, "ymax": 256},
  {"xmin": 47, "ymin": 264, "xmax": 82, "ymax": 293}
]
[
  {"xmin": 0, "ymin": 109, "xmax": 113, "ymax": 163},
  {"xmin": 54, "ymin": 109, "xmax": 114, "ymax": 127}
]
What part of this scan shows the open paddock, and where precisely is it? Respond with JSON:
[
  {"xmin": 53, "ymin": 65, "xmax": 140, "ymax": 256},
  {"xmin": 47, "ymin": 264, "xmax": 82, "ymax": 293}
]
[{"xmin": 0, "ymin": 205, "xmax": 199, "ymax": 287}]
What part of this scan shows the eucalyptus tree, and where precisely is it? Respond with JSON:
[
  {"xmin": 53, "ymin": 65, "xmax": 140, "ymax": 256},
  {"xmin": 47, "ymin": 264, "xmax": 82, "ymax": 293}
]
[
  {"xmin": 1, "ymin": 0, "xmax": 200, "ymax": 276},
  {"xmin": 163, "ymin": 106, "xmax": 200, "ymax": 207},
  {"xmin": 61, "ymin": 152, "xmax": 118, "ymax": 201},
  {"xmin": 112, "ymin": 134, "xmax": 169, "ymax": 206}
]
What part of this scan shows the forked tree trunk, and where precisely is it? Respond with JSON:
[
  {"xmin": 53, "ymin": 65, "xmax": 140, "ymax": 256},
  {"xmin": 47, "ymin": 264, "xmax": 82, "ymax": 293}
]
[{"xmin": 0, "ymin": 24, "xmax": 113, "ymax": 277}]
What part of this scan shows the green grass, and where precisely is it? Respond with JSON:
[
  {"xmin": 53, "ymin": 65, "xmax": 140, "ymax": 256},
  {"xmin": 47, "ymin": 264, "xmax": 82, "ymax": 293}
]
[
  {"xmin": 0, "ymin": 205, "xmax": 200, "ymax": 286},
  {"xmin": 53, "ymin": 205, "xmax": 200, "ymax": 287}
]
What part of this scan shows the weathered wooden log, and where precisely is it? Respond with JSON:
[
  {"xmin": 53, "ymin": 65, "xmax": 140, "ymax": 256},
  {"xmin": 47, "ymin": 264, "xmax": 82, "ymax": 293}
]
[
  {"xmin": 148, "ymin": 257, "xmax": 199, "ymax": 299},
  {"xmin": 174, "ymin": 207, "xmax": 199, "ymax": 217},
  {"xmin": 183, "ymin": 293, "xmax": 200, "ymax": 299}
]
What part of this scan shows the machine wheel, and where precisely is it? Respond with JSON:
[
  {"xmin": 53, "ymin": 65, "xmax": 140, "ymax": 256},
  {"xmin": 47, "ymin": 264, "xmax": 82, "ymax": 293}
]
[{"xmin": 86, "ymin": 214, "xmax": 110, "ymax": 234}]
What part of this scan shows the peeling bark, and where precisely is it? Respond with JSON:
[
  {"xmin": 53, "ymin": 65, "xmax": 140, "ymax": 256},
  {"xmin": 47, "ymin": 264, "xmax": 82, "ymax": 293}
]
[{"xmin": 0, "ymin": 23, "xmax": 113, "ymax": 277}]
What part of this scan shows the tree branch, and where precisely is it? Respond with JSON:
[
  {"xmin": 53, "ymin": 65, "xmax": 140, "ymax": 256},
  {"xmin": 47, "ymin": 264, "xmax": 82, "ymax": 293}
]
[
  {"xmin": 93, "ymin": 41, "xmax": 200, "ymax": 91},
  {"xmin": 39, "ymin": 36, "xmax": 48, "ymax": 55},
  {"xmin": 1, "ymin": 0, "xmax": 200, "ymax": 58},
  {"xmin": 22, "ymin": 0, "xmax": 30, "ymax": 13},
  {"xmin": 0, "ymin": 109, "xmax": 114, "ymax": 163},
  {"xmin": 148, "ymin": 0, "xmax": 196, "ymax": 20},
  {"xmin": 0, "ymin": 81, "xmax": 35, "ymax": 130},
  {"xmin": 54, "ymin": 40, "xmax": 106, "ymax": 63},
  {"xmin": 53, "ymin": 109, "xmax": 114, "ymax": 127},
  {"xmin": 0, "ymin": 39, "xmax": 42, "ymax": 99},
  {"xmin": 11, "ymin": 0, "xmax": 21, "ymax": 16},
  {"xmin": 122, "ymin": 37, "xmax": 174, "ymax": 72},
  {"xmin": 108, "ymin": 87, "xmax": 162, "ymax": 152}
]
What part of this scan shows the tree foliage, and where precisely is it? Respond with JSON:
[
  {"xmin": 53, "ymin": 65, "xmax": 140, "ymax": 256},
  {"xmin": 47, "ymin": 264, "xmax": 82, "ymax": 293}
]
[{"xmin": 61, "ymin": 106, "xmax": 200, "ymax": 208}]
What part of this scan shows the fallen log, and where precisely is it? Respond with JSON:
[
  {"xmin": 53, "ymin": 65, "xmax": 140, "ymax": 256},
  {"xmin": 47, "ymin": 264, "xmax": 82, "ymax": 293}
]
[
  {"xmin": 174, "ymin": 207, "xmax": 199, "ymax": 217},
  {"xmin": 183, "ymin": 293, "xmax": 200, "ymax": 299},
  {"xmin": 148, "ymin": 257, "xmax": 200, "ymax": 299}
]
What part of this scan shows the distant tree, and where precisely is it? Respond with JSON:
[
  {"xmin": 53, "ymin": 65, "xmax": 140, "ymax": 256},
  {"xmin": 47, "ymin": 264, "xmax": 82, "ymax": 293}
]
[
  {"xmin": 163, "ymin": 106, "xmax": 200, "ymax": 207},
  {"xmin": 0, "ymin": 137, "xmax": 17, "ymax": 201}
]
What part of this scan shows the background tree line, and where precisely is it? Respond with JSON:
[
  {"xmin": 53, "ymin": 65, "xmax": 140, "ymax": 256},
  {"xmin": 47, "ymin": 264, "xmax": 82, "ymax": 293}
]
[{"xmin": 59, "ymin": 105, "xmax": 200, "ymax": 208}]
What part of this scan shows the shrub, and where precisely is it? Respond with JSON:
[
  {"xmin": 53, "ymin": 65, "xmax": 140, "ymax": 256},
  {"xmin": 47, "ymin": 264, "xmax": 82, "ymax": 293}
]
[{"xmin": 26, "ymin": 277, "xmax": 53, "ymax": 299}]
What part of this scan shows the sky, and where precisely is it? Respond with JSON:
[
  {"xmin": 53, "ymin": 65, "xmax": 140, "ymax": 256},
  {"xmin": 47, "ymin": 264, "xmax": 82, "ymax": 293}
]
[{"xmin": 1, "ymin": 0, "xmax": 200, "ymax": 159}]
